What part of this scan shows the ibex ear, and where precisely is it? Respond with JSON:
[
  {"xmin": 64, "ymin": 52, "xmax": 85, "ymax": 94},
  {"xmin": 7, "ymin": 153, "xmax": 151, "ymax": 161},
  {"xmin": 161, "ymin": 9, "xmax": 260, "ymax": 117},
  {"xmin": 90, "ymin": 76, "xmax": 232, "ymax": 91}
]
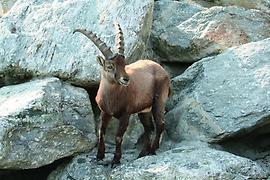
[{"xmin": 96, "ymin": 55, "xmax": 105, "ymax": 67}]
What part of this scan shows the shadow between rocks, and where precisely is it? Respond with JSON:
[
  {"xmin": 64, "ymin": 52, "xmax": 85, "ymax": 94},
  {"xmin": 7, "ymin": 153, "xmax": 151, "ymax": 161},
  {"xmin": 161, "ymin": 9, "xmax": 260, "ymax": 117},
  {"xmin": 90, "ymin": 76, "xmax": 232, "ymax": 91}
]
[
  {"xmin": 0, "ymin": 157, "xmax": 72, "ymax": 180},
  {"xmin": 217, "ymin": 121, "xmax": 270, "ymax": 174}
]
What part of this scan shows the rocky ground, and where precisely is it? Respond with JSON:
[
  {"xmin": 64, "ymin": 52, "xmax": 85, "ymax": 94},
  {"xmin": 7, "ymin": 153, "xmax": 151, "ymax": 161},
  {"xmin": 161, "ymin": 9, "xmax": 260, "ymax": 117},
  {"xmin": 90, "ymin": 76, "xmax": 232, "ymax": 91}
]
[{"xmin": 0, "ymin": 0, "xmax": 270, "ymax": 179}]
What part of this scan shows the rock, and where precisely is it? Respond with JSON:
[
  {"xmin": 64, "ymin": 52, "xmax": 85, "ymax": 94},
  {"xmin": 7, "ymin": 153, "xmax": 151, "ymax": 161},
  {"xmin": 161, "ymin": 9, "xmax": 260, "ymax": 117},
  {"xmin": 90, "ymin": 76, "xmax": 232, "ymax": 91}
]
[
  {"xmin": 219, "ymin": 125, "xmax": 270, "ymax": 175},
  {"xmin": 166, "ymin": 38, "xmax": 270, "ymax": 142},
  {"xmin": 151, "ymin": 0, "xmax": 204, "ymax": 62},
  {"xmin": 0, "ymin": 0, "xmax": 154, "ymax": 87},
  {"xmin": 111, "ymin": 142, "xmax": 268, "ymax": 179},
  {"xmin": 0, "ymin": 77, "xmax": 96, "ymax": 169},
  {"xmin": 205, "ymin": 0, "xmax": 270, "ymax": 14},
  {"xmin": 149, "ymin": 0, "xmax": 202, "ymax": 77},
  {"xmin": 153, "ymin": 5, "xmax": 270, "ymax": 63},
  {"xmin": 48, "ymin": 142, "xmax": 268, "ymax": 180},
  {"xmin": 47, "ymin": 147, "xmax": 138, "ymax": 180}
]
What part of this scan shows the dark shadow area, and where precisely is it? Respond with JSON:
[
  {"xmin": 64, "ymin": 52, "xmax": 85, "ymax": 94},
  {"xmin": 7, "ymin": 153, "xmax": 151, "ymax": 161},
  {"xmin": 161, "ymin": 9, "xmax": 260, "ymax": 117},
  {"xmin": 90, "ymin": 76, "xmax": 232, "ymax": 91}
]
[
  {"xmin": 0, "ymin": 157, "xmax": 72, "ymax": 180},
  {"xmin": 85, "ymin": 84, "xmax": 100, "ymax": 135},
  {"xmin": 0, "ymin": 67, "xmax": 33, "ymax": 88},
  {"xmin": 161, "ymin": 61, "xmax": 192, "ymax": 78},
  {"xmin": 217, "ymin": 121, "xmax": 270, "ymax": 174},
  {"xmin": 219, "ymin": 121, "xmax": 270, "ymax": 153}
]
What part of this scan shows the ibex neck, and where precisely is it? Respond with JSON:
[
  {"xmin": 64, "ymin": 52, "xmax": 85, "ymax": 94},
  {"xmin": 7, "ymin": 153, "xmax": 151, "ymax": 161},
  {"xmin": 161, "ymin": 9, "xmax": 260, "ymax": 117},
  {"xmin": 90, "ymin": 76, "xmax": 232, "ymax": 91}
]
[{"xmin": 96, "ymin": 75, "xmax": 129, "ymax": 116}]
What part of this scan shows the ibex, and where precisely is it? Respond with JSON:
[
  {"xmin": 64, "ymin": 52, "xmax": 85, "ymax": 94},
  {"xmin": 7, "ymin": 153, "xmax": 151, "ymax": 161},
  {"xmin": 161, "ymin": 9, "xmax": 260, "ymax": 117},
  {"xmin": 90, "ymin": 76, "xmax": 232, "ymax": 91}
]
[{"xmin": 74, "ymin": 22, "xmax": 171, "ymax": 167}]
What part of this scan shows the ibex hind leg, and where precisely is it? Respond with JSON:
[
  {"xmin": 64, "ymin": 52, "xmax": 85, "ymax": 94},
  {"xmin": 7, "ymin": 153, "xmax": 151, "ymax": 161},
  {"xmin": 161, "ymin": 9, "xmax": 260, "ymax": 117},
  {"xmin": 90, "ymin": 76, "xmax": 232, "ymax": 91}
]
[
  {"xmin": 137, "ymin": 112, "xmax": 154, "ymax": 158},
  {"xmin": 150, "ymin": 93, "xmax": 166, "ymax": 155}
]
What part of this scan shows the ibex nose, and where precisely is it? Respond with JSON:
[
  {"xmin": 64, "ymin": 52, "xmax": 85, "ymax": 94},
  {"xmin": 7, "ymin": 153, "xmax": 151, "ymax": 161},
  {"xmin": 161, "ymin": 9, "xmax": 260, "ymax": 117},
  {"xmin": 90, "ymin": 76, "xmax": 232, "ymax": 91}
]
[
  {"xmin": 123, "ymin": 76, "xmax": 129, "ymax": 82},
  {"xmin": 119, "ymin": 76, "xmax": 129, "ymax": 86}
]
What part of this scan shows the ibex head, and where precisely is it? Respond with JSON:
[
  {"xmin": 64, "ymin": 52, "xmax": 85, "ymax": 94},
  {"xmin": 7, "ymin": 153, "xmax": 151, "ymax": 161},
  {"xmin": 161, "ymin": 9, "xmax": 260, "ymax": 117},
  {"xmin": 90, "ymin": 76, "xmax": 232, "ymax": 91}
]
[{"xmin": 74, "ymin": 22, "xmax": 129, "ymax": 86}]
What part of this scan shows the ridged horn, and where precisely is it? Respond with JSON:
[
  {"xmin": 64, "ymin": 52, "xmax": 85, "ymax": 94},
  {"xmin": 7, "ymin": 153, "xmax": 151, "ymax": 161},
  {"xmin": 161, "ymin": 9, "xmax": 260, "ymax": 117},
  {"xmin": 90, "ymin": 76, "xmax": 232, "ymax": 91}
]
[
  {"xmin": 73, "ymin": 29, "xmax": 113, "ymax": 59},
  {"xmin": 114, "ymin": 22, "xmax": 124, "ymax": 55}
]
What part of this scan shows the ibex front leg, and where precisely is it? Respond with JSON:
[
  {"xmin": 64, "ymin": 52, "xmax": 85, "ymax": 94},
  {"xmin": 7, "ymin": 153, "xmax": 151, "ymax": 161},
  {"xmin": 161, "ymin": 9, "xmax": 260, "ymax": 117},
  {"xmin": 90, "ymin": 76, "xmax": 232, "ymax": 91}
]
[
  {"xmin": 111, "ymin": 114, "xmax": 130, "ymax": 167},
  {"xmin": 97, "ymin": 112, "xmax": 112, "ymax": 161}
]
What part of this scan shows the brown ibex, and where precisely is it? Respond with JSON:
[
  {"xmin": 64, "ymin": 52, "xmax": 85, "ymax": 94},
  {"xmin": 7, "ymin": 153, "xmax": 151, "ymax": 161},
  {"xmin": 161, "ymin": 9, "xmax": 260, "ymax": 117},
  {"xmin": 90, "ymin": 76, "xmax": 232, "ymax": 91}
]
[{"xmin": 74, "ymin": 22, "xmax": 171, "ymax": 167}]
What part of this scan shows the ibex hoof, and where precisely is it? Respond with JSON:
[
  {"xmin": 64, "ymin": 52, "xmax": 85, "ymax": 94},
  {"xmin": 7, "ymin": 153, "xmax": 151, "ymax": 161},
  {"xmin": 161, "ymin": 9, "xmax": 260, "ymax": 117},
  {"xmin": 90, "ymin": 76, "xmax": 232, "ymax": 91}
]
[
  {"xmin": 111, "ymin": 160, "xmax": 120, "ymax": 168},
  {"xmin": 96, "ymin": 153, "xmax": 105, "ymax": 161},
  {"xmin": 137, "ymin": 151, "xmax": 150, "ymax": 159},
  {"xmin": 90, "ymin": 157, "xmax": 100, "ymax": 163}
]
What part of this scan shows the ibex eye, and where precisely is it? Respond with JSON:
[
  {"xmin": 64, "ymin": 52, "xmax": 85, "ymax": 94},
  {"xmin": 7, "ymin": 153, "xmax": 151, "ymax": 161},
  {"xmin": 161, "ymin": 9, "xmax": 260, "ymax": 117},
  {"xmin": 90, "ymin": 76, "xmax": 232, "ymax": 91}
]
[{"xmin": 107, "ymin": 65, "xmax": 114, "ymax": 70}]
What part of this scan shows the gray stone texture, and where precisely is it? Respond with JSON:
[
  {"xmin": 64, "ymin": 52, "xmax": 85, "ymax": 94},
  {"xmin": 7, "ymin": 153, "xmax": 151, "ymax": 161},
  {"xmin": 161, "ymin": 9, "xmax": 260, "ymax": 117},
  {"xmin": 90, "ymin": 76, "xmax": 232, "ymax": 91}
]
[
  {"xmin": 152, "ymin": 4, "xmax": 270, "ymax": 63},
  {"xmin": 48, "ymin": 142, "xmax": 268, "ymax": 180},
  {"xmin": 0, "ymin": 0, "xmax": 154, "ymax": 87},
  {"xmin": 0, "ymin": 78, "xmax": 96, "ymax": 169},
  {"xmin": 166, "ymin": 38, "xmax": 270, "ymax": 142}
]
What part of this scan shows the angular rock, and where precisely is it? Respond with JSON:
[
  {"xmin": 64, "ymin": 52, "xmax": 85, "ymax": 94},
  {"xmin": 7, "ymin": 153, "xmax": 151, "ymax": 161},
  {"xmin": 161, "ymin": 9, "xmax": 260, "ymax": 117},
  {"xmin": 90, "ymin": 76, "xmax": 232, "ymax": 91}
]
[
  {"xmin": 111, "ymin": 142, "xmax": 268, "ymax": 179},
  {"xmin": 48, "ymin": 142, "xmax": 268, "ymax": 180},
  {"xmin": 153, "ymin": 6, "xmax": 270, "ymax": 63},
  {"xmin": 47, "ymin": 146, "xmax": 139, "ymax": 180},
  {"xmin": 0, "ymin": 78, "xmax": 96, "ymax": 169},
  {"xmin": 0, "ymin": 0, "xmax": 154, "ymax": 87},
  {"xmin": 219, "ymin": 126, "xmax": 270, "ymax": 175},
  {"xmin": 152, "ymin": 0, "xmax": 204, "ymax": 40},
  {"xmin": 207, "ymin": 0, "xmax": 270, "ymax": 14},
  {"xmin": 166, "ymin": 38, "xmax": 270, "ymax": 142},
  {"xmin": 151, "ymin": 0, "xmax": 204, "ymax": 62}
]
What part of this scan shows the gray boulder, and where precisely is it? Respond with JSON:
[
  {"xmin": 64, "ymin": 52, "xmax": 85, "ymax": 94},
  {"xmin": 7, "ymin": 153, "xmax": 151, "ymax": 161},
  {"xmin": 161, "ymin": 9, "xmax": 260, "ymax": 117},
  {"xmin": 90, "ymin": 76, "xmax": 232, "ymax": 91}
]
[
  {"xmin": 0, "ymin": 0, "xmax": 154, "ymax": 87},
  {"xmin": 48, "ymin": 142, "xmax": 268, "ymax": 180},
  {"xmin": 207, "ymin": 0, "xmax": 270, "ymax": 14},
  {"xmin": 0, "ymin": 77, "xmax": 96, "ymax": 169},
  {"xmin": 153, "ymin": 5, "xmax": 270, "ymax": 63},
  {"xmin": 151, "ymin": 0, "xmax": 204, "ymax": 62},
  {"xmin": 166, "ymin": 38, "xmax": 270, "ymax": 142},
  {"xmin": 47, "ymin": 147, "xmax": 138, "ymax": 180},
  {"xmin": 110, "ymin": 142, "xmax": 268, "ymax": 179}
]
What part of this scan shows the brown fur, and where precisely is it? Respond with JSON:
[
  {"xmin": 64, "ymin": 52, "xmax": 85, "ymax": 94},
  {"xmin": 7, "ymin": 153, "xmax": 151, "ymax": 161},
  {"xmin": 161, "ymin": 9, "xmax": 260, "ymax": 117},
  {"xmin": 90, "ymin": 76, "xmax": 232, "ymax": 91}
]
[
  {"xmin": 74, "ymin": 24, "xmax": 171, "ymax": 167},
  {"xmin": 96, "ymin": 57, "xmax": 171, "ymax": 167}
]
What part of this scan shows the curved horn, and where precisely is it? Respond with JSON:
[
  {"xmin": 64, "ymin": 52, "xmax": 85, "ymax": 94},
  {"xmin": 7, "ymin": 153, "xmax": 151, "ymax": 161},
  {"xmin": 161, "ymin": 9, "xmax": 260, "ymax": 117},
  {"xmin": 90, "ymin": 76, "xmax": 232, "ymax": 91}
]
[
  {"xmin": 73, "ymin": 29, "xmax": 113, "ymax": 59},
  {"xmin": 114, "ymin": 22, "xmax": 124, "ymax": 55}
]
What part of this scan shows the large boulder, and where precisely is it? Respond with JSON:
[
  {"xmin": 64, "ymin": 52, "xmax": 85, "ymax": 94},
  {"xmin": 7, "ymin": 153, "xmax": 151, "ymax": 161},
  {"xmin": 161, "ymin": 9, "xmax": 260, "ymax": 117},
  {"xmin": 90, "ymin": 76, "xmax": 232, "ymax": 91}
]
[
  {"xmin": 151, "ymin": 0, "xmax": 204, "ymax": 63},
  {"xmin": 206, "ymin": 0, "xmax": 270, "ymax": 14},
  {"xmin": 166, "ymin": 38, "xmax": 270, "ymax": 142},
  {"xmin": 48, "ymin": 142, "xmax": 268, "ymax": 179},
  {"xmin": 0, "ymin": 0, "xmax": 154, "ymax": 87},
  {"xmin": 153, "ymin": 5, "xmax": 270, "ymax": 63},
  {"xmin": 0, "ymin": 77, "xmax": 96, "ymax": 169}
]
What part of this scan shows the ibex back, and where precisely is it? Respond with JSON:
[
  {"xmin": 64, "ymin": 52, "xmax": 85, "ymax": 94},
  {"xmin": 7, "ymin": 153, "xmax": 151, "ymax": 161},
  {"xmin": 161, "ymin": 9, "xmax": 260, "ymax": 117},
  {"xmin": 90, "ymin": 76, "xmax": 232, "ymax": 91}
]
[{"xmin": 74, "ymin": 22, "xmax": 171, "ymax": 167}]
